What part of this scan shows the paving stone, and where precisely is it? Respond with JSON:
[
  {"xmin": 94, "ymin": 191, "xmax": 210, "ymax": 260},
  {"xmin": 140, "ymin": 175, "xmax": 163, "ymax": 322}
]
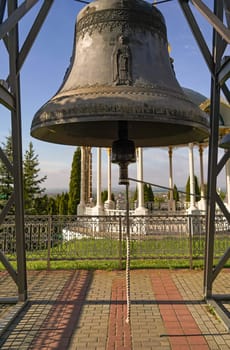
[{"xmin": 0, "ymin": 269, "xmax": 230, "ymax": 349}]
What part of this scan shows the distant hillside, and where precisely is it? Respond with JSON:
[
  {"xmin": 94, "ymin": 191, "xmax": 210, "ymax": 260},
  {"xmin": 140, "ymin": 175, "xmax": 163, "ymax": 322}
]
[{"xmin": 45, "ymin": 188, "xmax": 68, "ymax": 196}]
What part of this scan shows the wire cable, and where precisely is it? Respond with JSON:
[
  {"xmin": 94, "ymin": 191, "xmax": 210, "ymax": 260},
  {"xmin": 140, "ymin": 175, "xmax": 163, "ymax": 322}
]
[{"xmin": 127, "ymin": 177, "xmax": 207, "ymax": 199}]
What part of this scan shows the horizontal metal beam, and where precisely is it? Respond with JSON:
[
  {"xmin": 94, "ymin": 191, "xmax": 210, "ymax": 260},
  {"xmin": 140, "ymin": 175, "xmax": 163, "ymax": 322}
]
[
  {"xmin": 0, "ymin": 0, "xmax": 39, "ymax": 40},
  {"xmin": 0, "ymin": 297, "xmax": 18, "ymax": 304},
  {"xmin": 191, "ymin": 0, "xmax": 230, "ymax": 43}
]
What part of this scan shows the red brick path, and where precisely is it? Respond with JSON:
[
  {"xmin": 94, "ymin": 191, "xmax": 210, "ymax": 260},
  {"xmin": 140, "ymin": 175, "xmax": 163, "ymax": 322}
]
[
  {"xmin": 106, "ymin": 277, "xmax": 132, "ymax": 350},
  {"xmin": 150, "ymin": 271, "xmax": 209, "ymax": 350}
]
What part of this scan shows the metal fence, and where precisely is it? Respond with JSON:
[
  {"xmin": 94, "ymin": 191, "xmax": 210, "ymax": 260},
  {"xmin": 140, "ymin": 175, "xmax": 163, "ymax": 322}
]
[{"xmin": 0, "ymin": 214, "xmax": 230, "ymax": 268}]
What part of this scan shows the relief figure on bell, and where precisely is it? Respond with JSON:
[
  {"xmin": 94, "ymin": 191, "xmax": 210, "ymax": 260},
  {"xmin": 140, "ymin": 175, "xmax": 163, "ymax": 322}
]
[{"xmin": 113, "ymin": 35, "xmax": 132, "ymax": 86}]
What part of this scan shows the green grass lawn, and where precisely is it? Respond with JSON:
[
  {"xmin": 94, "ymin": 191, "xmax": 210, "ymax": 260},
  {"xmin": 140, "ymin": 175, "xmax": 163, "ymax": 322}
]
[{"xmin": 1, "ymin": 235, "xmax": 230, "ymax": 271}]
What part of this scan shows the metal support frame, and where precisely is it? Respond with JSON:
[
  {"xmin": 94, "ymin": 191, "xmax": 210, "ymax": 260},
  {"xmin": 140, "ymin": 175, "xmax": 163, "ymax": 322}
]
[
  {"xmin": 179, "ymin": 0, "xmax": 230, "ymax": 329},
  {"xmin": 204, "ymin": 0, "xmax": 223, "ymax": 297},
  {"xmin": 0, "ymin": 0, "xmax": 230, "ymax": 323},
  {"xmin": 0, "ymin": 0, "xmax": 54, "ymax": 302}
]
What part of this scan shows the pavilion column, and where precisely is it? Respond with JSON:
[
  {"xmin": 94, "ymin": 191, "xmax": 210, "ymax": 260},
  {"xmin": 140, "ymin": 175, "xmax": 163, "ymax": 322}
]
[
  {"xmin": 225, "ymin": 152, "xmax": 230, "ymax": 209},
  {"xmin": 199, "ymin": 144, "xmax": 206, "ymax": 211},
  {"xmin": 105, "ymin": 148, "xmax": 115, "ymax": 209},
  {"xmin": 77, "ymin": 146, "xmax": 86, "ymax": 215},
  {"xmin": 86, "ymin": 147, "xmax": 92, "ymax": 203},
  {"xmin": 168, "ymin": 146, "xmax": 176, "ymax": 211},
  {"xmin": 135, "ymin": 148, "xmax": 148, "ymax": 215},
  {"xmin": 187, "ymin": 143, "xmax": 199, "ymax": 214},
  {"xmin": 93, "ymin": 147, "xmax": 104, "ymax": 215}
]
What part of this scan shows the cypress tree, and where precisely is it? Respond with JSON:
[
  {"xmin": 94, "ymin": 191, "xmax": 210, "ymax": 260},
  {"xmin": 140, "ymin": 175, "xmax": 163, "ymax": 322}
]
[
  {"xmin": 143, "ymin": 184, "xmax": 154, "ymax": 203},
  {"xmin": 133, "ymin": 187, "xmax": 138, "ymax": 201},
  {"xmin": 34, "ymin": 194, "xmax": 49, "ymax": 214},
  {"xmin": 173, "ymin": 184, "xmax": 179, "ymax": 202},
  {"xmin": 143, "ymin": 183, "xmax": 148, "ymax": 203},
  {"xmin": 48, "ymin": 197, "xmax": 58, "ymax": 215},
  {"xmin": 147, "ymin": 184, "xmax": 154, "ymax": 202},
  {"xmin": 185, "ymin": 175, "xmax": 201, "ymax": 202},
  {"xmin": 68, "ymin": 147, "xmax": 81, "ymax": 214},
  {"xmin": 59, "ymin": 192, "xmax": 69, "ymax": 215},
  {"xmin": 185, "ymin": 177, "xmax": 190, "ymax": 202},
  {"xmin": 101, "ymin": 190, "xmax": 108, "ymax": 203},
  {"xmin": 195, "ymin": 176, "xmax": 201, "ymax": 202}
]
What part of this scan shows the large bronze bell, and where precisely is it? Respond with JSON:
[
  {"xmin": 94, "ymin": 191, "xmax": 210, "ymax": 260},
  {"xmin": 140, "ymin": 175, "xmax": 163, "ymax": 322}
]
[{"xmin": 31, "ymin": 0, "xmax": 209, "ymax": 148}]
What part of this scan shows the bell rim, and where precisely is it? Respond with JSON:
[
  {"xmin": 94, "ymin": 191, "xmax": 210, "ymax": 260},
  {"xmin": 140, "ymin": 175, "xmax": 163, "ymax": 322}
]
[
  {"xmin": 31, "ymin": 86, "xmax": 209, "ymax": 130},
  {"xmin": 31, "ymin": 119, "xmax": 209, "ymax": 148}
]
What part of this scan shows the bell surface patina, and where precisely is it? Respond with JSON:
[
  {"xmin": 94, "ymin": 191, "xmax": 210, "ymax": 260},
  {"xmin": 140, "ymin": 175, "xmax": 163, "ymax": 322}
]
[{"xmin": 31, "ymin": 0, "xmax": 209, "ymax": 147}]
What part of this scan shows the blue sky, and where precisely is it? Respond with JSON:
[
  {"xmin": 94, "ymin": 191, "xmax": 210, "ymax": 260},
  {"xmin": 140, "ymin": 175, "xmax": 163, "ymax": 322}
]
[{"xmin": 0, "ymin": 0, "xmax": 227, "ymax": 192}]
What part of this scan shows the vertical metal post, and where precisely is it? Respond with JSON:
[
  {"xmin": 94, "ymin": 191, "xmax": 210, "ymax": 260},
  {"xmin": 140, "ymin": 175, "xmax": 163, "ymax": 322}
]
[
  {"xmin": 204, "ymin": 0, "xmax": 223, "ymax": 299},
  {"xmin": 8, "ymin": 0, "xmax": 27, "ymax": 301}
]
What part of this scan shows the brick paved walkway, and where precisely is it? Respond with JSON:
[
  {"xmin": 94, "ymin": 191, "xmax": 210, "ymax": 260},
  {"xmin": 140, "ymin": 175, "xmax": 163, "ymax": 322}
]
[{"xmin": 0, "ymin": 269, "xmax": 230, "ymax": 349}]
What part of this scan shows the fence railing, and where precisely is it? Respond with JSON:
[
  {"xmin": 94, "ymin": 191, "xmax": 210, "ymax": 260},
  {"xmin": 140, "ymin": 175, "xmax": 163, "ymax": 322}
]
[{"xmin": 0, "ymin": 214, "xmax": 230, "ymax": 268}]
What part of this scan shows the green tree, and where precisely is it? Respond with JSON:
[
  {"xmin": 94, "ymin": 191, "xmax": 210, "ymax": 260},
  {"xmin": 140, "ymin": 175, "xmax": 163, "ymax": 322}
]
[
  {"xmin": 34, "ymin": 194, "xmax": 49, "ymax": 215},
  {"xmin": 48, "ymin": 197, "xmax": 58, "ymax": 215},
  {"xmin": 23, "ymin": 142, "xmax": 47, "ymax": 214},
  {"xmin": 132, "ymin": 187, "xmax": 138, "ymax": 201},
  {"xmin": 147, "ymin": 184, "xmax": 154, "ymax": 202},
  {"xmin": 59, "ymin": 192, "xmax": 69, "ymax": 215},
  {"xmin": 194, "ymin": 176, "xmax": 201, "ymax": 202},
  {"xmin": 143, "ymin": 184, "xmax": 154, "ymax": 203},
  {"xmin": 101, "ymin": 190, "xmax": 108, "ymax": 203},
  {"xmin": 185, "ymin": 175, "xmax": 201, "ymax": 202},
  {"xmin": 101, "ymin": 190, "xmax": 115, "ymax": 203},
  {"xmin": 55, "ymin": 194, "xmax": 61, "ymax": 213},
  {"xmin": 173, "ymin": 184, "xmax": 179, "ymax": 202},
  {"xmin": 68, "ymin": 147, "xmax": 81, "ymax": 214},
  {"xmin": 144, "ymin": 183, "xmax": 149, "ymax": 203},
  {"xmin": 0, "ymin": 135, "xmax": 14, "ymax": 205},
  {"xmin": 168, "ymin": 185, "xmax": 179, "ymax": 201}
]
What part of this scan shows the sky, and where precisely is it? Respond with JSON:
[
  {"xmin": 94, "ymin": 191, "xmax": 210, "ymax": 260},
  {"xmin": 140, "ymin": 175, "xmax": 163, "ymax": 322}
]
[{"xmin": 0, "ymin": 0, "xmax": 229, "ymax": 193}]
